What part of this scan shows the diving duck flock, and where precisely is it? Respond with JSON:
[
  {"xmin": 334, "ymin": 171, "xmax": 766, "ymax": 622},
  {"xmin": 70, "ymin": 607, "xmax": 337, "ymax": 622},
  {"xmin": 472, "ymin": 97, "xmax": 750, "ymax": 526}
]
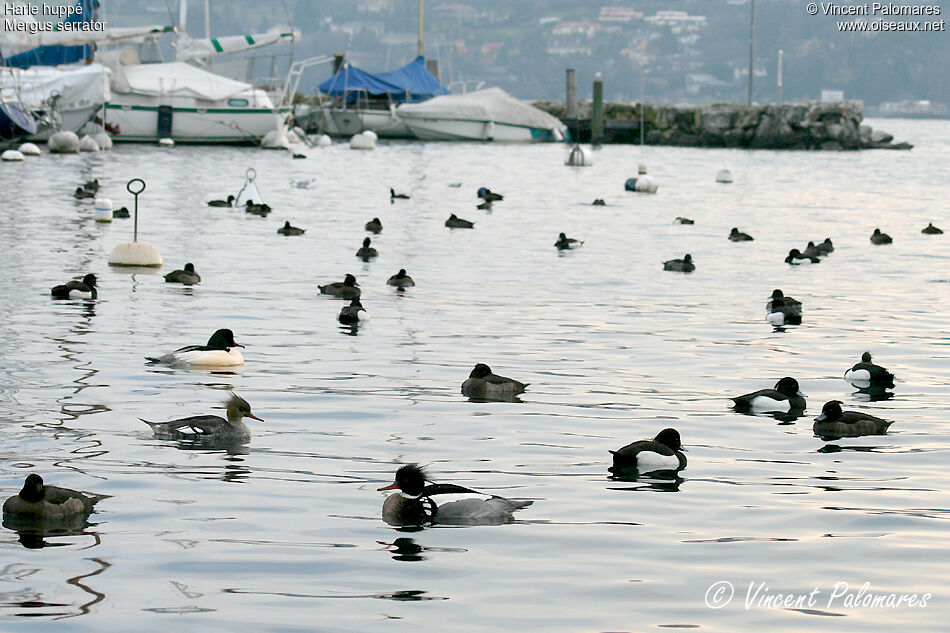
[{"xmin": 10, "ymin": 174, "xmax": 934, "ymax": 531}]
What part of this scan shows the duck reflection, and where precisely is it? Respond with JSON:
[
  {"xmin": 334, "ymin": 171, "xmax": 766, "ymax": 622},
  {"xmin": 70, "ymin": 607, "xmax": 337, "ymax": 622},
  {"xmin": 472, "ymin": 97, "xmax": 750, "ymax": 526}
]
[
  {"xmin": 338, "ymin": 323, "xmax": 360, "ymax": 336},
  {"xmin": 378, "ymin": 537, "xmax": 427, "ymax": 561},
  {"xmin": 607, "ymin": 467, "xmax": 685, "ymax": 492},
  {"xmin": 852, "ymin": 385, "xmax": 895, "ymax": 402}
]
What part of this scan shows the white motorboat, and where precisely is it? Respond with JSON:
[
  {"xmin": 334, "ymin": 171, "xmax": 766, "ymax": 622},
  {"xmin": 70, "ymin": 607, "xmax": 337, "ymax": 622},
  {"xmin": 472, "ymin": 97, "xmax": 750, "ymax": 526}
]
[{"xmin": 396, "ymin": 87, "xmax": 566, "ymax": 142}]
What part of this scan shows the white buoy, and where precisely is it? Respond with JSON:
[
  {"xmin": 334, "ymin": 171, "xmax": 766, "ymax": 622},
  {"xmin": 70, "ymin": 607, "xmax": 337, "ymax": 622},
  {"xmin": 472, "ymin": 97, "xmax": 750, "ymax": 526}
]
[
  {"xmin": 235, "ymin": 167, "xmax": 265, "ymax": 206},
  {"xmin": 565, "ymin": 144, "xmax": 592, "ymax": 166},
  {"xmin": 108, "ymin": 178, "xmax": 162, "ymax": 267},
  {"xmin": 17, "ymin": 142, "xmax": 41, "ymax": 155},
  {"xmin": 349, "ymin": 131, "xmax": 376, "ymax": 150},
  {"xmin": 158, "ymin": 137, "xmax": 175, "ymax": 147},
  {"xmin": 716, "ymin": 168, "xmax": 733, "ymax": 183},
  {"xmin": 638, "ymin": 163, "xmax": 648, "ymax": 175},
  {"xmin": 94, "ymin": 197, "xmax": 113, "ymax": 223},
  {"xmin": 79, "ymin": 135, "xmax": 100, "ymax": 152},
  {"xmin": 625, "ymin": 176, "xmax": 659, "ymax": 194},
  {"xmin": 1, "ymin": 149, "xmax": 25, "ymax": 161},
  {"xmin": 315, "ymin": 134, "xmax": 332, "ymax": 148},
  {"xmin": 93, "ymin": 133, "xmax": 113, "ymax": 150},
  {"xmin": 261, "ymin": 129, "xmax": 289, "ymax": 149},
  {"xmin": 48, "ymin": 130, "xmax": 80, "ymax": 153}
]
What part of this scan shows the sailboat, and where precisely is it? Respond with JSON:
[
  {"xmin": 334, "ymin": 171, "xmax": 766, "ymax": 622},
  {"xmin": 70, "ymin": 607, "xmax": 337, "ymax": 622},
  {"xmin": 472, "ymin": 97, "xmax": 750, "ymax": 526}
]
[{"xmin": 102, "ymin": 0, "xmax": 295, "ymax": 144}]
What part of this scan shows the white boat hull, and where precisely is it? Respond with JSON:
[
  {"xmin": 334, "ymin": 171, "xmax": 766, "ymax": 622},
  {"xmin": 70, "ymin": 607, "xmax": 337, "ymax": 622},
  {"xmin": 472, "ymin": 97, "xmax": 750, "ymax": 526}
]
[
  {"xmin": 318, "ymin": 107, "xmax": 411, "ymax": 138},
  {"xmin": 105, "ymin": 103, "xmax": 283, "ymax": 144},
  {"xmin": 29, "ymin": 104, "xmax": 104, "ymax": 141},
  {"xmin": 401, "ymin": 117, "xmax": 557, "ymax": 142}
]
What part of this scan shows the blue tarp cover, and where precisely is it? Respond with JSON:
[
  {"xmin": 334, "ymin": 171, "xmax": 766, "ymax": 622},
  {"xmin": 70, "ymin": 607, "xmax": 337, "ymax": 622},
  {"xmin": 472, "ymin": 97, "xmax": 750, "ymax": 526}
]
[
  {"xmin": 317, "ymin": 56, "xmax": 447, "ymax": 103},
  {"xmin": 3, "ymin": 0, "xmax": 98, "ymax": 68}
]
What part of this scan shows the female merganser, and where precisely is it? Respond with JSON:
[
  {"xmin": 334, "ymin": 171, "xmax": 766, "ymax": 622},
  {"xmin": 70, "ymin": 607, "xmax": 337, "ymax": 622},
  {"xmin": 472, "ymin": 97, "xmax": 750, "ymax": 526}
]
[
  {"xmin": 814, "ymin": 400, "xmax": 892, "ymax": 439},
  {"xmin": 922, "ymin": 222, "xmax": 943, "ymax": 235},
  {"xmin": 146, "ymin": 328, "xmax": 244, "ymax": 367},
  {"xmin": 461, "ymin": 363, "xmax": 527, "ymax": 401},
  {"xmin": 729, "ymin": 228, "xmax": 753, "ymax": 242},
  {"xmin": 844, "ymin": 352, "xmax": 895, "ymax": 388},
  {"xmin": 365, "ymin": 217, "xmax": 383, "ymax": 233},
  {"xmin": 766, "ymin": 297, "xmax": 802, "ymax": 326},
  {"xmin": 802, "ymin": 241, "xmax": 822, "ymax": 259},
  {"xmin": 245, "ymin": 200, "xmax": 271, "ymax": 216},
  {"xmin": 445, "ymin": 214, "xmax": 474, "ymax": 229},
  {"xmin": 674, "ymin": 217, "xmax": 694, "ymax": 224},
  {"xmin": 767, "ymin": 289, "xmax": 801, "ymax": 313},
  {"xmin": 378, "ymin": 464, "xmax": 532, "ymax": 527},
  {"xmin": 142, "ymin": 393, "xmax": 262, "ymax": 441},
  {"xmin": 610, "ymin": 428, "xmax": 687, "ymax": 474},
  {"xmin": 356, "ymin": 237, "xmax": 378, "ymax": 260},
  {"xmin": 338, "ymin": 299, "xmax": 369, "ymax": 324},
  {"xmin": 663, "ymin": 254, "xmax": 694, "ymax": 272},
  {"xmin": 555, "ymin": 232, "xmax": 583, "ymax": 250},
  {"xmin": 477, "ymin": 187, "xmax": 503, "ymax": 202},
  {"xmin": 207, "ymin": 195, "xmax": 235, "ymax": 207},
  {"xmin": 3, "ymin": 474, "xmax": 100, "ymax": 519},
  {"xmin": 816, "ymin": 238, "xmax": 834, "ymax": 254},
  {"xmin": 278, "ymin": 221, "xmax": 305, "ymax": 236},
  {"xmin": 164, "ymin": 263, "xmax": 201, "ymax": 285},
  {"xmin": 390, "ymin": 188, "xmax": 410, "ymax": 200},
  {"xmin": 82, "ymin": 179, "xmax": 100, "ymax": 193},
  {"xmin": 73, "ymin": 187, "xmax": 95, "ymax": 199},
  {"xmin": 731, "ymin": 377, "xmax": 806, "ymax": 412},
  {"xmin": 870, "ymin": 228, "xmax": 892, "ymax": 244},
  {"xmin": 318, "ymin": 274, "xmax": 361, "ymax": 299},
  {"xmin": 51, "ymin": 273, "xmax": 97, "ymax": 299},
  {"xmin": 387, "ymin": 269, "xmax": 415, "ymax": 288}
]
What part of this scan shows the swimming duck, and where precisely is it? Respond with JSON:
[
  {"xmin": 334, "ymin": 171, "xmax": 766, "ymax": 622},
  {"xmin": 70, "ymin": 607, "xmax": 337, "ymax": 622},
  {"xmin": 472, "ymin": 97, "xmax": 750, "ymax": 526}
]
[
  {"xmin": 338, "ymin": 298, "xmax": 369, "ymax": 324},
  {"xmin": 278, "ymin": 221, "xmax": 305, "ymax": 236},
  {"xmin": 729, "ymin": 228, "xmax": 753, "ymax": 242},
  {"xmin": 390, "ymin": 188, "xmax": 410, "ymax": 200},
  {"xmin": 387, "ymin": 269, "xmax": 415, "ymax": 287},
  {"xmin": 245, "ymin": 200, "xmax": 271, "ymax": 216},
  {"xmin": 82, "ymin": 179, "xmax": 100, "ymax": 193},
  {"xmin": 674, "ymin": 217, "xmax": 694, "ymax": 224},
  {"xmin": 477, "ymin": 187, "xmax": 503, "ymax": 202},
  {"xmin": 785, "ymin": 249, "xmax": 819, "ymax": 264},
  {"xmin": 446, "ymin": 214, "xmax": 474, "ymax": 229},
  {"xmin": 610, "ymin": 428, "xmax": 687, "ymax": 474},
  {"xmin": 767, "ymin": 289, "xmax": 802, "ymax": 313},
  {"xmin": 163, "ymin": 263, "xmax": 201, "ymax": 285},
  {"xmin": 731, "ymin": 377, "xmax": 806, "ymax": 412},
  {"xmin": 461, "ymin": 363, "xmax": 527, "ymax": 400},
  {"xmin": 318, "ymin": 274, "xmax": 361, "ymax": 299},
  {"xmin": 802, "ymin": 241, "xmax": 822, "ymax": 259},
  {"xmin": 365, "ymin": 217, "xmax": 383, "ymax": 233},
  {"xmin": 3, "ymin": 474, "xmax": 99, "ymax": 519},
  {"xmin": 813, "ymin": 400, "xmax": 892, "ymax": 438},
  {"xmin": 870, "ymin": 228, "xmax": 892, "ymax": 244},
  {"xmin": 378, "ymin": 463, "xmax": 532, "ymax": 527},
  {"xmin": 555, "ymin": 232, "xmax": 583, "ymax": 250},
  {"xmin": 592, "ymin": 199, "xmax": 606, "ymax": 206},
  {"xmin": 816, "ymin": 238, "xmax": 834, "ymax": 254},
  {"xmin": 767, "ymin": 297, "xmax": 802, "ymax": 326},
  {"xmin": 844, "ymin": 352, "xmax": 895, "ymax": 388},
  {"xmin": 146, "ymin": 328, "xmax": 244, "ymax": 367},
  {"xmin": 113, "ymin": 206, "xmax": 130, "ymax": 218},
  {"xmin": 73, "ymin": 187, "xmax": 95, "ymax": 199},
  {"xmin": 51, "ymin": 273, "xmax": 97, "ymax": 299},
  {"xmin": 207, "ymin": 195, "xmax": 235, "ymax": 207},
  {"xmin": 922, "ymin": 222, "xmax": 943, "ymax": 235},
  {"xmin": 142, "ymin": 393, "xmax": 262, "ymax": 442},
  {"xmin": 663, "ymin": 254, "xmax": 695, "ymax": 272},
  {"xmin": 356, "ymin": 237, "xmax": 378, "ymax": 260}
]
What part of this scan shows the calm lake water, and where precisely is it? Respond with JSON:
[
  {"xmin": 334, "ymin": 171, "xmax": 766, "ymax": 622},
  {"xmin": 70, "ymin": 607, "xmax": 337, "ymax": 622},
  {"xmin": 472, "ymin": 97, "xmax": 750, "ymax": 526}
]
[{"xmin": 0, "ymin": 118, "xmax": 947, "ymax": 632}]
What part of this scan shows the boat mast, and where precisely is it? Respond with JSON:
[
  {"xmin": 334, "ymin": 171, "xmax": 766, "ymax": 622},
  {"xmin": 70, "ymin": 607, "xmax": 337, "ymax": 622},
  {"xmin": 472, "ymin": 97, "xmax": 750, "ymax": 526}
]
[
  {"xmin": 179, "ymin": 0, "xmax": 187, "ymax": 35},
  {"xmin": 204, "ymin": 0, "xmax": 210, "ymax": 40},
  {"xmin": 417, "ymin": 0, "xmax": 424, "ymax": 56}
]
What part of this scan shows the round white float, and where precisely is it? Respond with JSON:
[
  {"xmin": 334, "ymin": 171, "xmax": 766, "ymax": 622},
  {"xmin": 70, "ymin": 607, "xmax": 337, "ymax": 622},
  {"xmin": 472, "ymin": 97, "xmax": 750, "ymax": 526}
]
[
  {"xmin": 108, "ymin": 241, "xmax": 163, "ymax": 267},
  {"xmin": 716, "ymin": 168, "xmax": 733, "ymax": 183},
  {"xmin": 635, "ymin": 175, "xmax": 659, "ymax": 193},
  {"xmin": 93, "ymin": 133, "xmax": 113, "ymax": 150},
  {"xmin": 48, "ymin": 131, "xmax": 80, "ymax": 153},
  {"xmin": 349, "ymin": 131, "xmax": 376, "ymax": 150},
  {"xmin": 638, "ymin": 162, "xmax": 648, "ymax": 175},
  {"xmin": 1, "ymin": 149, "xmax": 25, "ymax": 161},
  {"xmin": 158, "ymin": 138, "xmax": 175, "ymax": 147},
  {"xmin": 315, "ymin": 134, "xmax": 332, "ymax": 148},
  {"xmin": 261, "ymin": 129, "xmax": 289, "ymax": 149},
  {"xmin": 17, "ymin": 142, "xmax": 41, "ymax": 155},
  {"xmin": 79, "ymin": 135, "xmax": 100, "ymax": 152},
  {"xmin": 95, "ymin": 198, "xmax": 113, "ymax": 223}
]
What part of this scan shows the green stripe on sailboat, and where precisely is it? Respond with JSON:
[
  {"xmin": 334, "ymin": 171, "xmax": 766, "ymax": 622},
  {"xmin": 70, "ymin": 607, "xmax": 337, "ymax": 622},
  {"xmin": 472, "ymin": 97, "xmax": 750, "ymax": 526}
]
[
  {"xmin": 245, "ymin": 35, "xmax": 255, "ymax": 45},
  {"xmin": 212, "ymin": 39, "xmax": 223, "ymax": 52}
]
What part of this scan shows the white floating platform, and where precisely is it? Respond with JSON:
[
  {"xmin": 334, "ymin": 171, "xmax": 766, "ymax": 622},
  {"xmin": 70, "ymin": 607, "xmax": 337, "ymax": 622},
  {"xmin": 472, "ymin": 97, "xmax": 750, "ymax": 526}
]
[{"xmin": 109, "ymin": 241, "xmax": 163, "ymax": 267}]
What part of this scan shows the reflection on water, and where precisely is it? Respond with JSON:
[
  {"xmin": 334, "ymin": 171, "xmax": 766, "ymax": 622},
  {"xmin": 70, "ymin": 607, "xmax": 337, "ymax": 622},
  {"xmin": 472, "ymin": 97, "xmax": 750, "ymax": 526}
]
[{"xmin": 1, "ymin": 120, "xmax": 949, "ymax": 631}]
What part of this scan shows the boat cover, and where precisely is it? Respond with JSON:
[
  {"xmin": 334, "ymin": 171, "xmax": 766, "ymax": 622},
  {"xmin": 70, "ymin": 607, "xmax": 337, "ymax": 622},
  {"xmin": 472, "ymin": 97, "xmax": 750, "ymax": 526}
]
[
  {"xmin": 396, "ymin": 87, "xmax": 565, "ymax": 132},
  {"xmin": 317, "ymin": 56, "xmax": 447, "ymax": 103}
]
